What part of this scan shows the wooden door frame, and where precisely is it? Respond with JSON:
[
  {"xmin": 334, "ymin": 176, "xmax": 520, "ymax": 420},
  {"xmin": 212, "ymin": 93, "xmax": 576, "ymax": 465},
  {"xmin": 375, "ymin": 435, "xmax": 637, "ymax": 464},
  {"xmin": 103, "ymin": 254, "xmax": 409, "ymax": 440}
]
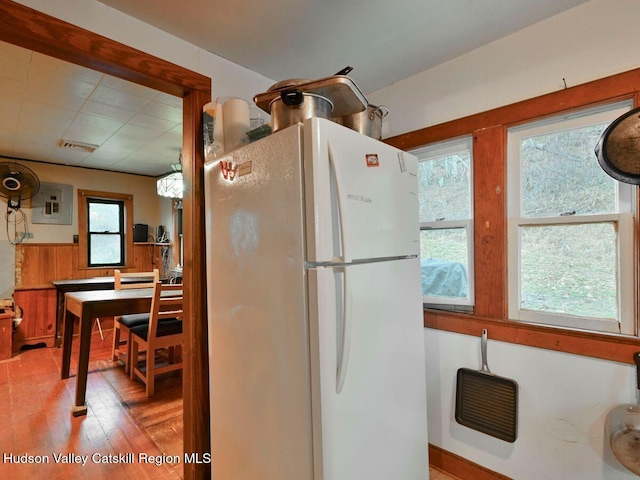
[{"xmin": 0, "ymin": 2, "xmax": 211, "ymax": 479}]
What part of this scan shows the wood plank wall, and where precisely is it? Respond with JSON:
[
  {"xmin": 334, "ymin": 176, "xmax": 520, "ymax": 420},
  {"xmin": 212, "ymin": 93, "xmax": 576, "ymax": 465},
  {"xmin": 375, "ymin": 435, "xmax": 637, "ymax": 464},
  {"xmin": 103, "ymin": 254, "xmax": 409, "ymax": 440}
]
[
  {"xmin": 11, "ymin": 243, "xmax": 163, "ymax": 350},
  {"xmin": 14, "ymin": 243, "xmax": 162, "ymax": 287}
]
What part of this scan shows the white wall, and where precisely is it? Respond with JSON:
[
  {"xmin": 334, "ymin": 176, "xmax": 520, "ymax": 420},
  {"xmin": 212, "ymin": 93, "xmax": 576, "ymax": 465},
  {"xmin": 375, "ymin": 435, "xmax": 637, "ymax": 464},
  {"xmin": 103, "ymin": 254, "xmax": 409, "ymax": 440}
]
[
  {"xmin": 371, "ymin": 0, "xmax": 640, "ymax": 478},
  {"xmin": 371, "ymin": 0, "xmax": 640, "ymax": 139},
  {"xmin": 3, "ymin": 161, "xmax": 160, "ymax": 243}
]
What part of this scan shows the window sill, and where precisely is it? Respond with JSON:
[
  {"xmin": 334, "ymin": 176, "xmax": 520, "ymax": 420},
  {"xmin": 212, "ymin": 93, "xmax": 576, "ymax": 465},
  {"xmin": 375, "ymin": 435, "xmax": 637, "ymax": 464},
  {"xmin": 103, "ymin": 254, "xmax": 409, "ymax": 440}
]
[{"xmin": 424, "ymin": 308, "xmax": 640, "ymax": 365}]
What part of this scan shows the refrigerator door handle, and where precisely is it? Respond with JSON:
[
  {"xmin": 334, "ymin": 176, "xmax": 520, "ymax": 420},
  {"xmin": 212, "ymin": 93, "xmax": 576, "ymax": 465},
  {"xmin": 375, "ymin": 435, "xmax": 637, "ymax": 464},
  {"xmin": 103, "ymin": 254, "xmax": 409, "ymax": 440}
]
[
  {"xmin": 336, "ymin": 267, "xmax": 352, "ymax": 393},
  {"xmin": 328, "ymin": 144, "xmax": 350, "ymax": 263}
]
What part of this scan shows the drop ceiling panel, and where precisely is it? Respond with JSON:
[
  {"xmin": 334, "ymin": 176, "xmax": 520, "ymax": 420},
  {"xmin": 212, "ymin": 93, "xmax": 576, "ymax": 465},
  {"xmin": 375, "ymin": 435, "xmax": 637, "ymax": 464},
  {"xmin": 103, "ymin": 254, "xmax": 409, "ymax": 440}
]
[
  {"xmin": 128, "ymin": 112, "xmax": 179, "ymax": 131},
  {"xmin": 81, "ymin": 100, "xmax": 138, "ymax": 123},
  {"xmin": 89, "ymin": 85, "xmax": 152, "ymax": 112},
  {"xmin": 0, "ymin": 39, "xmax": 183, "ymax": 177}
]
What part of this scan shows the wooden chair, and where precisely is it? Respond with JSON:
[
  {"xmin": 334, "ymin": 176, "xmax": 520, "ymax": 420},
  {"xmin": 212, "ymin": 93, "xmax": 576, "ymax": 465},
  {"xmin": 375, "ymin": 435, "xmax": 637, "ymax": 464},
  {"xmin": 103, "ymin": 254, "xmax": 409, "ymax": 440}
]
[
  {"xmin": 111, "ymin": 269, "xmax": 160, "ymax": 373},
  {"xmin": 130, "ymin": 281, "xmax": 183, "ymax": 397}
]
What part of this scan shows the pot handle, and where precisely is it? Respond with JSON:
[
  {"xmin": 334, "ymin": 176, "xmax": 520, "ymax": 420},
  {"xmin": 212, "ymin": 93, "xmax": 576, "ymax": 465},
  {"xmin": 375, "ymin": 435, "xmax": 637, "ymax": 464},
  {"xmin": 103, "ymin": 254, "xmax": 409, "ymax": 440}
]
[
  {"xmin": 335, "ymin": 66, "xmax": 354, "ymax": 76},
  {"xmin": 281, "ymin": 89, "xmax": 304, "ymax": 106},
  {"xmin": 369, "ymin": 105, "xmax": 390, "ymax": 120}
]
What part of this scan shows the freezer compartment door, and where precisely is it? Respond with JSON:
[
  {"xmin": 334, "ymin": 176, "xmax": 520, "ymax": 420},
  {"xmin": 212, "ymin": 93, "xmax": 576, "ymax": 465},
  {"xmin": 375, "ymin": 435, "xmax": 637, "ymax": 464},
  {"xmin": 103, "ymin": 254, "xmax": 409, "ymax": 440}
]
[
  {"xmin": 308, "ymin": 258, "xmax": 428, "ymax": 480},
  {"xmin": 204, "ymin": 125, "xmax": 316, "ymax": 480},
  {"xmin": 304, "ymin": 117, "xmax": 420, "ymax": 264}
]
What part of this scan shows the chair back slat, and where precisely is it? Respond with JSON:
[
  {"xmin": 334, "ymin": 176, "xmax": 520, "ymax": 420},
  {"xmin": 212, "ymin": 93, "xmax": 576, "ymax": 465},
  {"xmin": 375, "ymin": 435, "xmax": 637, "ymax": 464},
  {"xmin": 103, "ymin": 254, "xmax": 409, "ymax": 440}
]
[
  {"xmin": 148, "ymin": 282, "xmax": 183, "ymax": 341},
  {"xmin": 114, "ymin": 269, "xmax": 159, "ymax": 290}
]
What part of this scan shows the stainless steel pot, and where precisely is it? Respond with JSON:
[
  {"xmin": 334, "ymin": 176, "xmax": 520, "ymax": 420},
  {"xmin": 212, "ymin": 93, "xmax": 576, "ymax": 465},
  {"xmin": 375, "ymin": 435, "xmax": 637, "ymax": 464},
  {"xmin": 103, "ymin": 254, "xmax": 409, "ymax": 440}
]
[
  {"xmin": 268, "ymin": 88, "xmax": 333, "ymax": 133},
  {"xmin": 605, "ymin": 352, "xmax": 640, "ymax": 475},
  {"xmin": 333, "ymin": 104, "xmax": 389, "ymax": 140}
]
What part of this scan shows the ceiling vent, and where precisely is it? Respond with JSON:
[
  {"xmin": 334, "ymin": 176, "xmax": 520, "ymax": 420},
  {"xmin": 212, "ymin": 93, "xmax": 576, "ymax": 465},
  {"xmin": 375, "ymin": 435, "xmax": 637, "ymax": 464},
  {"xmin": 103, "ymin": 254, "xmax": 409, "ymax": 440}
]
[{"xmin": 56, "ymin": 139, "xmax": 99, "ymax": 153}]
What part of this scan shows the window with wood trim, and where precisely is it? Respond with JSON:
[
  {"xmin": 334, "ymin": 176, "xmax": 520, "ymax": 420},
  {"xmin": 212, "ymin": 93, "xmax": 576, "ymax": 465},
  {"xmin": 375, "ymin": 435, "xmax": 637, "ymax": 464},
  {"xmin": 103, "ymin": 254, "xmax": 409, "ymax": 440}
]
[
  {"xmin": 77, "ymin": 189, "xmax": 134, "ymax": 269},
  {"xmin": 87, "ymin": 197, "xmax": 125, "ymax": 267},
  {"xmin": 413, "ymin": 137, "xmax": 474, "ymax": 310},
  {"xmin": 507, "ymin": 101, "xmax": 635, "ymax": 334},
  {"xmin": 385, "ymin": 67, "xmax": 640, "ymax": 361}
]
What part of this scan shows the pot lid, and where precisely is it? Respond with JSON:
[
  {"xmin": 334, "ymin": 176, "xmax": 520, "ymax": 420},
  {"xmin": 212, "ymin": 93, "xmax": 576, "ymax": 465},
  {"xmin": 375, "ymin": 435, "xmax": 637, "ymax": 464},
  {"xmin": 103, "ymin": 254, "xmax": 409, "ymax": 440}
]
[
  {"xmin": 267, "ymin": 78, "xmax": 311, "ymax": 92},
  {"xmin": 255, "ymin": 75, "xmax": 367, "ymax": 118}
]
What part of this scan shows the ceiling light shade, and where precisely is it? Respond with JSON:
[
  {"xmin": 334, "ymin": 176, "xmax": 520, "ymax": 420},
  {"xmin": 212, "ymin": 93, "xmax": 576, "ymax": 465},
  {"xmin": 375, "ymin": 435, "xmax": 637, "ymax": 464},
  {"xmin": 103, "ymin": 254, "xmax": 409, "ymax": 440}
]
[{"xmin": 157, "ymin": 172, "xmax": 183, "ymax": 198}]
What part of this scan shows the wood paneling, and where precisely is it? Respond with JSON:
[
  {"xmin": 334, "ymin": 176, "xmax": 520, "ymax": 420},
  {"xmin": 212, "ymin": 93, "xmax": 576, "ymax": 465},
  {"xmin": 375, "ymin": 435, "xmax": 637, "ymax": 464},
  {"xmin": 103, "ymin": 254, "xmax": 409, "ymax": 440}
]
[
  {"xmin": 0, "ymin": 309, "xmax": 12, "ymax": 360},
  {"xmin": 12, "ymin": 287, "xmax": 56, "ymax": 350},
  {"xmin": 15, "ymin": 243, "xmax": 160, "ymax": 287},
  {"xmin": 14, "ymin": 243, "xmax": 164, "ymax": 351}
]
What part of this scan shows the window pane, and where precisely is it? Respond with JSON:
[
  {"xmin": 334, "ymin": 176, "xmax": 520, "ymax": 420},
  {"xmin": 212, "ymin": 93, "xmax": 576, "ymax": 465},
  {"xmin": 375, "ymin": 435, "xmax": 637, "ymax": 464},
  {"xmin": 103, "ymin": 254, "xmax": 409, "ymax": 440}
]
[
  {"xmin": 418, "ymin": 152, "xmax": 471, "ymax": 222},
  {"xmin": 520, "ymin": 123, "xmax": 616, "ymax": 217},
  {"xmin": 90, "ymin": 234, "xmax": 122, "ymax": 265},
  {"xmin": 520, "ymin": 223, "xmax": 617, "ymax": 319},
  {"xmin": 89, "ymin": 202, "xmax": 121, "ymax": 232},
  {"xmin": 420, "ymin": 228, "xmax": 468, "ymax": 299}
]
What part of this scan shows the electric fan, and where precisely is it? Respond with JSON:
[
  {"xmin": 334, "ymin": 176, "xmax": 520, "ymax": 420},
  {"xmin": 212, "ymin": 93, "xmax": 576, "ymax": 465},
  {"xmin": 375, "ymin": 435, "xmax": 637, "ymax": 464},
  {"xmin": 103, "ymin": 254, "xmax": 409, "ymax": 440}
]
[{"xmin": 0, "ymin": 162, "xmax": 40, "ymax": 210}]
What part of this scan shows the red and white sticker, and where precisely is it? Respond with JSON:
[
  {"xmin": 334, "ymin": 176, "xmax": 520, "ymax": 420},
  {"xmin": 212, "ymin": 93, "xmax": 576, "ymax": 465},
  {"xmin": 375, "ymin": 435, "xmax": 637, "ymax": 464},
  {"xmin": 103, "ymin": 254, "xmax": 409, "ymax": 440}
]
[
  {"xmin": 220, "ymin": 160, "xmax": 237, "ymax": 180},
  {"xmin": 365, "ymin": 154, "xmax": 379, "ymax": 167}
]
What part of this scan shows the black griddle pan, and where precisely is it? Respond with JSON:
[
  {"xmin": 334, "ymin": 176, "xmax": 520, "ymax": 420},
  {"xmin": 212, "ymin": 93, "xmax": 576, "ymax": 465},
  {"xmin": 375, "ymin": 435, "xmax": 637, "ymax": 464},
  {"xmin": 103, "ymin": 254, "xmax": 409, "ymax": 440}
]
[{"xmin": 455, "ymin": 329, "xmax": 518, "ymax": 443}]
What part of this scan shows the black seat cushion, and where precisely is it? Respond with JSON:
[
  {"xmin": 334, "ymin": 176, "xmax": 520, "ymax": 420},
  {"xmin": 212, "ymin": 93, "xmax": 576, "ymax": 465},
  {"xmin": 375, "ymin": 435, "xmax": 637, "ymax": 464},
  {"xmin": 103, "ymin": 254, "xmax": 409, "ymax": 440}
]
[
  {"xmin": 118, "ymin": 313, "xmax": 150, "ymax": 328},
  {"xmin": 130, "ymin": 319, "xmax": 182, "ymax": 341}
]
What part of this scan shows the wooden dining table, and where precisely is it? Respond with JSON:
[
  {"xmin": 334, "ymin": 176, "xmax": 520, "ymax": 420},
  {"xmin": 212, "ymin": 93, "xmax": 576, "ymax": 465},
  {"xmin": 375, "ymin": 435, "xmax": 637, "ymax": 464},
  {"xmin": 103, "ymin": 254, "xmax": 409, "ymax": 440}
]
[
  {"xmin": 52, "ymin": 276, "xmax": 155, "ymax": 348},
  {"xmin": 61, "ymin": 288, "xmax": 157, "ymax": 416}
]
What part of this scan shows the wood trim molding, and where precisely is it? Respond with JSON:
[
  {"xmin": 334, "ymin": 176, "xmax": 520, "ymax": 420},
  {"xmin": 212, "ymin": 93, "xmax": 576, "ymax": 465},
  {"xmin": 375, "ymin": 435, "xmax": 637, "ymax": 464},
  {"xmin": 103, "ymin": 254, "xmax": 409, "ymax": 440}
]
[
  {"xmin": 429, "ymin": 444, "xmax": 512, "ymax": 480},
  {"xmin": 181, "ymin": 88, "xmax": 211, "ymax": 480},
  {"xmin": 424, "ymin": 309, "xmax": 640, "ymax": 365},
  {"xmin": 0, "ymin": 1, "xmax": 210, "ymax": 98},
  {"xmin": 472, "ymin": 126, "xmax": 507, "ymax": 319},
  {"xmin": 0, "ymin": 3, "xmax": 212, "ymax": 479}
]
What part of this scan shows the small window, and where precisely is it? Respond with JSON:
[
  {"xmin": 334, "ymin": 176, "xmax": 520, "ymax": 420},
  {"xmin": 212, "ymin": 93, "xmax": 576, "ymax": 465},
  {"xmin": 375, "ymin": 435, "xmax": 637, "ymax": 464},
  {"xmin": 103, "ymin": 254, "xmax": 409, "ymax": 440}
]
[
  {"xmin": 507, "ymin": 101, "xmax": 635, "ymax": 334},
  {"xmin": 87, "ymin": 198, "xmax": 125, "ymax": 267},
  {"xmin": 77, "ymin": 189, "xmax": 134, "ymax": 269},
  {"xmin": 413, "ymin": 136, "xmax": 474, "ymax": 310}
]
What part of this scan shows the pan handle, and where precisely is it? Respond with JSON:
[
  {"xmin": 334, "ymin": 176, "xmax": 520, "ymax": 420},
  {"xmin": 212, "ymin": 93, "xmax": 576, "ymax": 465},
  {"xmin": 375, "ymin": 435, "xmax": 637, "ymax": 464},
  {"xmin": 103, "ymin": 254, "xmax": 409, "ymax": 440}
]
[{"xmin": 481, "ymin": 329, "xmax": 492, "ymax": 374}]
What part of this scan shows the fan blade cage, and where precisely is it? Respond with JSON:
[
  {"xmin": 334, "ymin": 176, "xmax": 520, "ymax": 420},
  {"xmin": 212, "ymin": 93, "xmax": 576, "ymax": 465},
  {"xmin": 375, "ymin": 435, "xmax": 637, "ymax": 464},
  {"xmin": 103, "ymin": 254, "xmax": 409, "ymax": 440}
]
[{"xmin": 0, "ymin": 162, "xmax": 40, "ymax": 203}]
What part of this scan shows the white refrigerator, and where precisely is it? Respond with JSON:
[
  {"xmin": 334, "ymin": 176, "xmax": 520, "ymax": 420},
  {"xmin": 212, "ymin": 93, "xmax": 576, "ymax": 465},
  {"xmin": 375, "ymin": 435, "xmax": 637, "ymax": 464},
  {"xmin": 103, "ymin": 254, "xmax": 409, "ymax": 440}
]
[{"xmin": 204, "ymin": 117, "xmax": 428, "ymax": 479}]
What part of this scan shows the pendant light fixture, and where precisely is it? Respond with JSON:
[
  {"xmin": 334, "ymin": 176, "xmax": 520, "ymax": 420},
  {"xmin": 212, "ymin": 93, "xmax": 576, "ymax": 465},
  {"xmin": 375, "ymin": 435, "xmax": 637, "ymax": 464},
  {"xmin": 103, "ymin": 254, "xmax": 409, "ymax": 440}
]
[{"xmin": 157, "ymin": 152, "xmax": 183, "ymax": 199}]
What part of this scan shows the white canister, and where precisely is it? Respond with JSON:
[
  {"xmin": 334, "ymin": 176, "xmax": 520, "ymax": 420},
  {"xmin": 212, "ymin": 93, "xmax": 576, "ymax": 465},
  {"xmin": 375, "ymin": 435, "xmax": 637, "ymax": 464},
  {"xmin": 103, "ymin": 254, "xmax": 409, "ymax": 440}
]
[
  {"xmin": 222, "ymin": 98, "xmax": 250, "ymax": 153},
  {"xmin": 203, "ymin": 99, "xmax": 225, "ymax": 159}
]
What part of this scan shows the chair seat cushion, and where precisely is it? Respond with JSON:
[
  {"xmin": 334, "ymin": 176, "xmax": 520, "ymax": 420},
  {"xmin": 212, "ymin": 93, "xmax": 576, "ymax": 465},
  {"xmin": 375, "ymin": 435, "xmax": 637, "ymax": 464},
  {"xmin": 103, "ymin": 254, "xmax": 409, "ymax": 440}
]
[
  {"xmin": 118, "ymin": 313, "xmax": 150, "ymax": 328},
  {"xmin": 130, "ymin": 319, "xmax": 182, "ymax": 341}
]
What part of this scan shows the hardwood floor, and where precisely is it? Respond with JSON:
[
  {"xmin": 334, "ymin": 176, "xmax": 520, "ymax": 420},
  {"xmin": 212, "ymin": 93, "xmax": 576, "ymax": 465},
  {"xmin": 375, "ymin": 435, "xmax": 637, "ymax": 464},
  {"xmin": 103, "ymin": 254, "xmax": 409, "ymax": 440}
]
[
  {"xmin": 0, "ymin": 329, "xmax": 183, "ymax": 480},
  {"xmin": 0, "ymin": 329, "xmax": 460, "ymax": 480}
]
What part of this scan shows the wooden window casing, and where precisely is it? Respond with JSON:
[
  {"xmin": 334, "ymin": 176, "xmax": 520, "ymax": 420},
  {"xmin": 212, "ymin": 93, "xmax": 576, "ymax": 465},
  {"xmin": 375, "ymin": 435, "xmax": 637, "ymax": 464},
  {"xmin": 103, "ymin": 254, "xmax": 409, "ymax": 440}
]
[
  {"xmin": 386, "ymin": 69, "xmax": 640, "ymax": 366},
  {"xmin": 78, "ymin": 190, "xmax": 134, "ymax": 269}
]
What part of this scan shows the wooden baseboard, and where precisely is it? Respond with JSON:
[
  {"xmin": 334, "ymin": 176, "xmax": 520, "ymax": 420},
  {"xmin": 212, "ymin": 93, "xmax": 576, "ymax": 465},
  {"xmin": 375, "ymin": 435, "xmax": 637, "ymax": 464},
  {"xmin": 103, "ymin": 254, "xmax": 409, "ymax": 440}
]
[{"xmin": 429, "ymin": 444, "xmax": 512, "ymax": 480}]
